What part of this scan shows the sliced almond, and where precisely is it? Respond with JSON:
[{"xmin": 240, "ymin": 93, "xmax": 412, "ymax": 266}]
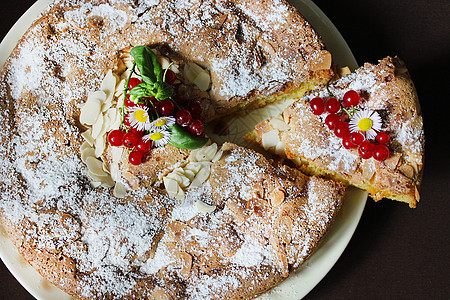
[
  {"xmin": 86, "ymin": 157, "xmax": 108, "ymax": 177},
  {"xmin": 101, "ymin": 70, "xmax": 117, "ymax": 104},
  {"xmin": 80, "ymin": 141, "xmax": 91, "ymax": 152},
  {"xmin": 190, "ymin": 164, "xmax": 211, "ymax": 188},
  {"xmin": 81, "ymin": 129, "xmax": 95, "ymax": 146},
  {"xmin": 158, "ymin": 56, "xmax": 171, "ymax": 69},
  {"xmin": 261, "ymin": 129, "xmax": 280, "ymax": 150},
  {"xmin": 193, "ymin": 71, "xmax": 211, "ymax": 91},
  {"xmin": 80, "ymin": 98, "xmax": 102, "ymax": 126},
  {"xmin": 81, "ymin": 147, "xmax": 96, "ymax": 163},
  {"xmin": 196, "ymin": 143, "xmax": 217, "ymax": 162},
  {"xmin": 196, "ymin": 200, "xmax": 216, "ymax": 213},
  {"xmin": 183, "ymin": 169, "xmax": 196, "ymax": 181},
  {"xmin": 100, "ymin": 176, "xmax": 115, "ymax": 188},
  {"xmin": 94, "ymin": 136, "xmax": 106, "ymax": 158},
  {"xmin": 212, "ymin": 149, "xmax": 223, "ymax": 163},
  {"xmin": 113, "ymin": 182, "xmax": 127, "ymax": 198},
  {"xmin": 269, "ymin": 117, "xmax": 290, "ymax": 131},
  {"xmin": 163, "ymin": 177, "xmax": 180, "ymax": 196},
  {"xmin": 91, "ymin": 114, "xmax": 104, "ymax": 140},
  {"xmin": 184, "ymin": 162, "xmax": 202, "ymax": 174}
]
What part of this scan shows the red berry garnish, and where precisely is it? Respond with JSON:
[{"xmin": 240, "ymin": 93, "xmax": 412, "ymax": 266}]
[
  {"xmin": 164, "ymin": 69, "xmax": 176, "ymax": 85},
  {"xmin": 129, "ymin": 150, "xmax": 144, "ymax": 166},
  {"xmin": 342, "ymin": 137, "xmax": 357, "ymax": 149},
  {"xmin": 108, "ymin": 130, "xmax": 125, "ymax": 147},
  {"xmin": 359, "ymin": 140, "xmax": 374, "ymax": 159},
  {"xmin": 129, "ymin": 127, "xmax": 144, "ymax": 138},
  {"xmin": 123, "ymin": 132, "xmax": 139, "ymax": 148},
  {"xmin": 310, "ymin": 97, "xmax": 325, "ymax": 115},
  {"xmin": 136, "ymin": 139, "xmax": 151, "ymax": 153},
  {"xmin": 144, "ymin": 96, "xmax": 157, "ymax": 105},
  {"xmin": 376, "ymin": 132, "xmax": 390, "ymax": 144},
  {"xmin": 175, "ymin": 109, "xmax": 192, "ymax": 127},
  {"xmin": 128, "ymin": 77, "xmax": 142, "ymax": 90},
  {"xmin": 124, "ymin": 115, "xmax": 131, "ymax": 127},
  {"xmin": 325, "ymin": 113, "xmax": 340, "ymax": 130},
  {"xmin": 334, "ymin": 121, "xmax": 350, "ymax": 138},
  {"xmin": 157, "ymin": 99, "xmax": 175, "ymax": 116},
  {"xmin": 325, "ymin": 98, "xmax": 341, "ymax": 114},
  {"xmin": 124, "ymin": 96, "xmax": 136, "ymax": 108},
  {"xmin": 343, "ymin": 90, "xmax": 360, "ymax": 107},
  {"xmin": 187, "ymin": 101, "xmax": 203, "ymax": 118},
  {"xmin": 350, "ymin": 132, "xmax": 365, "ymax": 145},
  {"xmin": 373, "ymin": 144, "xmax": 390, "ymax": 161},
  {"xmin": 188, "ymin": 119, "xmax": 204, "ymax": 136}
]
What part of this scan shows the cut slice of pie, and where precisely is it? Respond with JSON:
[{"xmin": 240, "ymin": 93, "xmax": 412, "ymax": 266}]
[{"xmin": 246, "ymin": 57, "xmax": 424, "ymax": 207}]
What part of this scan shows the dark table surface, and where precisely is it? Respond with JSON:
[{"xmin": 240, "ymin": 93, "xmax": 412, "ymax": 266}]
[{"xmin": 0, "ymin": 0, "xmax": 449, "ymax": 299}]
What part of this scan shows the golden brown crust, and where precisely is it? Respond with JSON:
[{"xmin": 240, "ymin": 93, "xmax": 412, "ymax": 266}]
[{"xmin": 250, "ymin": 57, "xmax": 424, "ymax": 207}]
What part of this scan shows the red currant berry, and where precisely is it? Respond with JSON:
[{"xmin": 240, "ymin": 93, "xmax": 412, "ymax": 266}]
[
  {"xmin": 124, "ymin": 96, "xmax": 135, "ymax": 108},
  {"xmin": 376, "ymin": 132, "xmax": 390, "ymax": 144},
  {"xmin": 129, "ymin": 127, "xmax": 144, "ymax": 138},
  {"xmin": 187, "ymin": 101, "xmax": 203, "ymax": 118},
  {"xmin": 123, "ymin": 132, "xmax": 139, "ymax": 148},
  {"xmin": 342, "ymin": 136, "xmax": 356, "ymax": 149},
  {"xmin": 359, "ymin": 140, "xmax": 374, "ymax": 159},
  {"xmin": 325, "ymin": 113, "xmax": 340, "ymax": 130},
  {"xmin": 164, "ymin": 69, "xmax": 176, "ymax": 85},
  {"xmin": 359, "ymin": 140, "xmax": 374, "ymax": 153},
  {"xmin": 135, "ymin": 139, "xmax": 151, "ymax": 153},
  {"xmin": 129, "ymin": 150, "xmax": 144, "ymax": 166},
  {"xmin": 144, "ymin": 96, "xmax": 157, "ymax": 105},
  {"xmin": 124, "ymin": 115, "xmax": 132, "ymax": 127},
  {"xmin": 350, "ymin": 132, "xmax": 365, "ymax": 145},
  {"xmin": 108, "ymin": 130, "xmax": 125, "ymax": 147},
  {"xmin": 157, "ymin": 99, "xmax": 175, "ymax": 116},
  {"xmin": 325, "ymin": 98, "xmax": 341, "ymax": 114},
  {"xmin": 373, "ymin": 144, "xmax": 390, "ymax": 161},
  {"xmin": 310, "ymin": 97, "xmax": 325, "ymax": 115},
  {"xmin": 359, "ymin": 147, "xmax": 372, "ymax": 159},
  {"xmin": 128, "ymin": 77, "xmax": 142, "ymax": 90},
  {"xmin": 343, "ymin": 90, "xmax": 360, "ymax": 107},
  {"xmin": 188, "ymin": 119, "xmax": 204, "ymax": 136},
  {"xmin": 334, "ymin": 121, "xmax": 350, "ymax": 138},
  {"xmin": 175, "ymin": 109, "xmax": 193, "ymax": 127}
]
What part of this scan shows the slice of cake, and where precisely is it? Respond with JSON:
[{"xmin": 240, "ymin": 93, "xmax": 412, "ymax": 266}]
[{"xmin": 247, "ymin": 57, "xmax": 424, "ymax": 207}]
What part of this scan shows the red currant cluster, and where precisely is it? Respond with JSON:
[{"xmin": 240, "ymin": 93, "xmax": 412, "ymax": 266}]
[
  {"xmin": 108, "ymin": 128, "xmax": 151, "ymax": 166},
  {"xmin": 127, "ymin": 73, "xmax": 205, "ymax": 137},
  {"xmin": 309, "ymin": 90, "xmax": 390, "ymax": 161},
  {"xmin": 107, "ymin": 69, "xmax": 206, "ymax": 166}
]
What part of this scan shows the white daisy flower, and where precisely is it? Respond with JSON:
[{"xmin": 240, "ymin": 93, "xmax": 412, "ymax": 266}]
[
  {"xmin": 143, "ymin": 128, "xmax": 171, "ymax": 147},
  {"xmin": 349, "ymin": 109, "xmax": 382, "ymax": 140},
  {"xmin": 150, "ymin": 116, "xmax": 175, "ymax": 131},
  {"xmin": 128, "ymin": 105, "xmax": 152, "ymax": 131}
]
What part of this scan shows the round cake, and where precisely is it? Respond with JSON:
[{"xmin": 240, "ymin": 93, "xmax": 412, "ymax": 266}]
[{"xmin": 0, "ymin": 0, "xmax": 349, "ymax": 299}]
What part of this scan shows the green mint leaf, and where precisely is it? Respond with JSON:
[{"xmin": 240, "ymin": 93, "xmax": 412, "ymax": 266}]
[
  {"xmin": 130, "ymin": 46, "xmax": 162, "ymax": 83},
  {"xmin": 129, "ymin": 83, "xmax": 154, "ymax": 98},
  {"xmin": 154, "ymin": 81, "xmax": 174, "ymax": 101},
  {"xmin": 168, "ymin": 124, "xmax": 208, "ymax": 150}
]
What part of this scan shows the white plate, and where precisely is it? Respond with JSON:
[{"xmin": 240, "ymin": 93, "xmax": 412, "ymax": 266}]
[{"xmin": 0, "ymin": 1, "xmax": 366, "ymax": 299}]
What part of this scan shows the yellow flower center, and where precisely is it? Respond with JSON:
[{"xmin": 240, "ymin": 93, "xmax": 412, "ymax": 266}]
[
  {"xmin": 135, "ymin": 110, "xmax": 148, "ymax": 123},
  {"xmin": 150, "ymin": 132, "xmax": 164, "ymax": 141},
  {"xmin": 358, "ymin": 118, "xmax": 373, "ymax": 131},
  {"xmin": 154, "ymin": 119, "xmax": 167, "ymax": 127}
]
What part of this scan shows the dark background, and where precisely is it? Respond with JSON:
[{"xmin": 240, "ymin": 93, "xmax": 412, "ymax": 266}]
[{"xmin": 0, "ymin": 0, "xmax": 449, "ymax": 299}]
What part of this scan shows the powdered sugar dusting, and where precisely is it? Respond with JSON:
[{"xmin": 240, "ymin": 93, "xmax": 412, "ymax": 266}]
[{"xmin": 0, "ymin": 0, "xmax": 340, "ymax": 298}]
